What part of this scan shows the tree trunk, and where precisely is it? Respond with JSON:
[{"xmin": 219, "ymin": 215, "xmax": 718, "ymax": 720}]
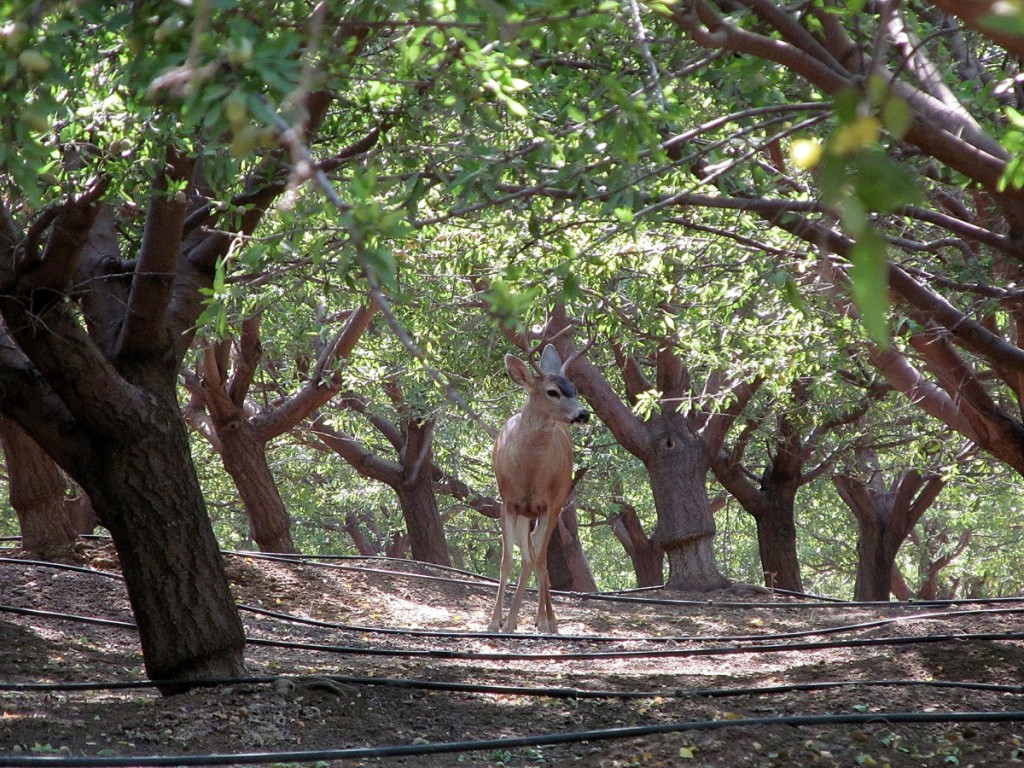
[
  {"xmin": 646, "ymin": 419, "xmax": 729, "ymax": 591},
  {"xmin": 217, "ymin": 419, "xmax": 296, "ymax": 553},
  {"xmin": 752, "ymin": 484, "xmax": 803, "ymax": 592},
  {"xmin": 396, "ymin": 478, "xmax": 451, "ymax": 566},
  {"xmin": 65, "ymin": 493, "xmax": 100, "ymax": 535},
  {"xmin": 0, "ymin": 416, "xmax": 76, "ymax": 556},
  {"xmin": 344, "ymin": 511, "xmax": 380, "ymax": 556},
  {"xmin": 546, "ymin": 506, "xmax": 598, "ymax": 592},
  {"xmin": 835, "ymin": 465, "xmax": 945, "ymax": 602},
  {"xmin": 610, "ymin": 502, "xmax": 664, "ymax": 587},
  {"xmin": 852, "ymin": 513, "xmax": 895, "ymax": 601},
  {"xmin": 82, "ymin": 399, "xmax": 247, "ymax": 692}
]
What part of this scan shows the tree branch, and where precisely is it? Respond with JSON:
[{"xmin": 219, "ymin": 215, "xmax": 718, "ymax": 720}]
[{"xmin": 116, "ymin": 148, "xmax": 194, "ymax": 361}]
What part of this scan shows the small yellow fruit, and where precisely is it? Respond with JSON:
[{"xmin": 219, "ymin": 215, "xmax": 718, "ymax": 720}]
[
  {"xmin": 790, "ymin": 138, "xmax": 823, "ymax": 170},
  {"xmin": 831, "ymin": 115, "xmax": 881, "ymax": 155},
  {"xmin": 230, "ymin": 125, "xmax": 260, "ymax": 157},
  {"xmin": 227, "ymin": 38, "xmax": 253, "ymax": 66},
  {"xmin": 224, "ymin": 91, "xmax": 248, "ymax": 128}
]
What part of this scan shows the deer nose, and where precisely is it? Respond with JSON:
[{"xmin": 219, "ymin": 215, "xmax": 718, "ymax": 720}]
[{"xmin": 572, "ymin": 410, "xmax": 590, "ymax": 425}]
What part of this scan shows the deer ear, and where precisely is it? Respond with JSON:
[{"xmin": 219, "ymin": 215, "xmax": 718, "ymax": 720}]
[
  {"xmin": 504, "ymin": 354, "xmax": 533, "ymax": 387},
  {"xmin": 539, "ymin": 345, "xmax": 563, "ymax": 376}
]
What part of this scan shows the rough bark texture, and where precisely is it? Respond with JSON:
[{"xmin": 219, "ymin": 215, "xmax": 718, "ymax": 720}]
[
  {"xmin": 0, "ymin": 94, "xmax": 360, "ymax": 689},
  {"xmin": 538, "ymin": 307, "xmax": 756, "ymax": 592},
  {"xmin": 643, "ymin": 418, "xmax": 730, "ymax": 591},
  {"xmin": 184, "ymin": 304, "xmax": 377, "ymax": 554},
  {"xmin": 395, "ymin": 475, "xmax": 452, "ymax": 566},
  {"xmin": 546, "ymin": 506, "xmax": 598, "ymax": 592},
  {"xmin": 217, "ymin": 422, "xmax": 296, "ymax": 554},
  {"xmin": 0, "ymin": 416, "xmax": 76, "ymax": 556},
  {"xmin": 83, "ymin": 397, "xmax": 247, "ymax": 688},
  {"xmin": 751, "ymin": 488, "xmax": 802, "ymax": 592},
  {"xmin": 312, "ymin": 410, "xmax": 452, "ymax": 566},
  {"xmin": 610, "ymin": 501, "xmax": 665, "ymax": 588},
  {"xmin": 834, "ymin": 457, "xmax": 946, "ymax": 602}
]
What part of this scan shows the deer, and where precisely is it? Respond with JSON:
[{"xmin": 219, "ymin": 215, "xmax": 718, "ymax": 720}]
[{"xmin": 488, "ymin": 344, "xmax": 589, "ymax": 635}]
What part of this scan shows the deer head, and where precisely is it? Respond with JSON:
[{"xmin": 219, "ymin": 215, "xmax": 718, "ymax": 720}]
[{"xmin": 504, "ymin": 345, "xmax": 590, "ymax": 426}]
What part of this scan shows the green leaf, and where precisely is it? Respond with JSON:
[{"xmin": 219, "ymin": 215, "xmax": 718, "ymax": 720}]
[
  {"xmin": 849, "ymin": 230, "xmax": 890, "ymax": 348},
  {"xmin": 851, "ymin": 150, "xmax": 921, "ymax": 214},
  {"xmin": 833, "ymin": 86, "xmax": 862, "ymax": 123},
  {"xmin": 881, "ymin": 96, "xmax": 912, "ymax": 139}
]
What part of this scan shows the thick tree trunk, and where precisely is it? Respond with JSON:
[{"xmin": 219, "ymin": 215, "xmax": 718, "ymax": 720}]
[
  {"xmin": 852, "ymin": 514, "xmax": 896, "ymax": 601},
  {"xmin": 752, "ymin": 482, "xmax": 803, "ymax": 592},
  {"xmin": 0, "ymin": 417, "xmax": 76, "ymax": 556},
  {"xmin": 217, "ymin": 420, "xmax": 296, "ymax": 554},
  {"xmin": 835, "ymin": 466, "xmax": 945, "ymax": 603},
  {"xmin": 65, "ymin": 493, "xmax": 100, "ymax": 534},
  {"xmin": 646, "ymin": 420, "xmax": 729, "ymax": 591},
  {"xmin": 82, "ymin": 400, "xmax": 247, "ymax": 692},
  {"xmin": 396, "ymin": 478, "xmax": 451, "ymax": 566},
  {"xmin": 546, "ymin": 506, "xmax": 598, "ymax": 592}
]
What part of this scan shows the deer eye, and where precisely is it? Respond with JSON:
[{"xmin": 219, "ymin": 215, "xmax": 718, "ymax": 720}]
[{"xmin": 546, "ymin": 388, "xmax": 561, "ymax": 398}]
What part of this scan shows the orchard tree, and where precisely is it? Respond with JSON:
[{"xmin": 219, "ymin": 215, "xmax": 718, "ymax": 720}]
[
  {"xmin": 834, "ymin": 448, "xmax": 948, "ymax": 601},
  {"xmin": 0, "ymin": 416, "xmax": 76, "ymax": 555},
  {"xmin": 0, "ymin": 0, "xmax": 498, "ymax": 687},
  {"xmin": 183, "ymin": 303, "xmax": 376, "ymax": 553},
  {"xmin": 648, "ymin": 2, "xmax": 1024, "ymax": 483},
  {"xmin": 712, "ymin": 375, "xmax": 886, "ymax": 592}
]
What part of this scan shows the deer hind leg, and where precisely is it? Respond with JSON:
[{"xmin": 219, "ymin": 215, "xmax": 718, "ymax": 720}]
[
  {"xmin": 488, "ymin": 511, "xmax": 518, "ymax": 632},
  {"xmin": 500, "ymin": 515, "xmax": 538, "ymax": 633},
  {"xmin": 533, "ymin": 512, "xmax": 561, "ymax": 635}
]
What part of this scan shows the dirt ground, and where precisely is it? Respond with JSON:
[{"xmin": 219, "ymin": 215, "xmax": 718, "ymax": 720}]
[{"xmin": 3, "ymin": 541, "xmax": 1024, "ymax": 767}]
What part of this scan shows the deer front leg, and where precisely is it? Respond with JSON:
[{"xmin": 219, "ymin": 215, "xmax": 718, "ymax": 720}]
[
  {"xmin": 501, "ymin": 514, "xmax": 536, "ymax": 633},
  {"xmin": 534, "ymin": 513, "xmax": 561, "ymax": 635},
  {"xmin": 488, "ymin": 513, "xmax": 516, "ymax": 632}
]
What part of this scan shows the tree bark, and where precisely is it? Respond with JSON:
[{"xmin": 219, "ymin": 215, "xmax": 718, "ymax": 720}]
[
  {"xmin": 312, "ymin": 411, "xmax": 452, "ymax": 566},
  {"xmin": 0, "ymin": 92, "xmax": 351, "ymax": 692},
  {"xmin": 395, "ymin": 476, "xmax": 451, "ymax": 566},
  {"xmin": 0, "ymin": 416, "xmax": 76, "ymax": 556},
  {"xmin": 610, "ymin": 501, "xmax": 665, "ymax": 588},
  {"xmin": 834, "ymin": 461, "xmax": 946, "ymax": 602},
  {"xmin": 542, "ymin": 306, "xmax": 753, "ymax": 592},
  {"xmin": 546, "ymin": 506, "xmax": 598, "ymax": 592},
  {"xmin": 644, "ymin": 416, "xmax": 730, "ymax": 590},
  {"xmin": 217, "ymin": 420, "xmax": 296, "ymax": 553},
  {"xmin": 79, "ymin": 390, "xmax": 247, "ymax": 691},
  {"xmin": 751, "ymin": 487, "xmax": 803, "ymax": 592}
]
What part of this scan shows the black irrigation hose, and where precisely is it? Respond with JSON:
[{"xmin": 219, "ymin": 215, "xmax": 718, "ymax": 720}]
[
  {"xmin": 246, "ymin": 628, "xmax": 1024, "ymax": 661},
  {"xmin": 13, "ymin": 536, "xmax": 1024, "ymax": 611},
  {"xmin": 5, "ymin": 710, "xmax": 1024, "ymax": 767},
  {"xmin": 12, "ymin": 602, "xmax": 1024, "ymax": 667},
  {"xmin": 7, "ymin": 555, "xmax": 1024, "ymax": 647},
  {"xmin": 221, "ymin": 546, "xmax": 499, "ymax": 585},
  {"xmin": 238, "ymin": 601, "xmax": 1024, "ymax": 644},
  {"xmin": 4, "ymin": 672, "xmax": 1024, "ymax": 703},
  {"xmin": 0, "ymin": 557, "xmax": 122, "ymax": 580},
  {"xmin": 7, "ymin": 602, "xmax": 1024, "ymax": 663},
  {"xmin": 0, "ymin": 605, "xmax": 135, "ymax": 630}
]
